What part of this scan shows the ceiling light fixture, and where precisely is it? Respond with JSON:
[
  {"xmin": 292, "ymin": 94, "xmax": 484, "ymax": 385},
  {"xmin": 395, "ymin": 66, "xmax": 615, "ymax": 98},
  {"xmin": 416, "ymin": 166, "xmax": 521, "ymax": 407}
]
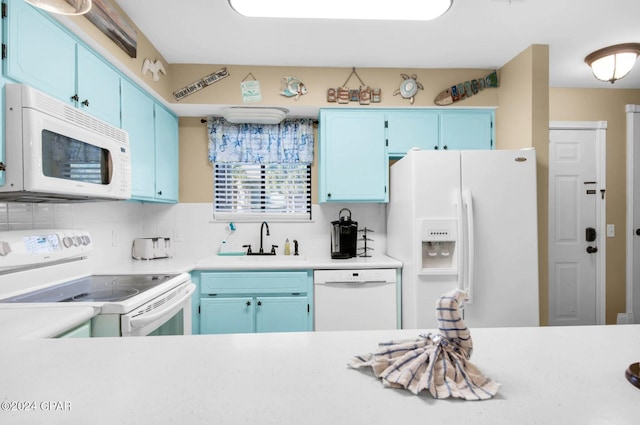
[
  {"xmin": 221, "ymin": 107, "xmax": 289, "ymax": 125},
  {"xmin": 228, "ymin": 0, "xmax": 453, "ymax": 21},
  {"xmin": 25, "ymin": 0, "xmax": 92, "ymax": 15},
  {"xmin": 584, "ymin": 43, "xmax": 640, "ymax": 84}
]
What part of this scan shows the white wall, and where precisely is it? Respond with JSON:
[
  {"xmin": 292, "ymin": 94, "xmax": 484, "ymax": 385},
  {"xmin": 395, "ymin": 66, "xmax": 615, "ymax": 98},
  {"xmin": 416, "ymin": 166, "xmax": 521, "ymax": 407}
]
[{"xmin": 0, "ymin": 201, "xmax": 388, "ymax": 262}]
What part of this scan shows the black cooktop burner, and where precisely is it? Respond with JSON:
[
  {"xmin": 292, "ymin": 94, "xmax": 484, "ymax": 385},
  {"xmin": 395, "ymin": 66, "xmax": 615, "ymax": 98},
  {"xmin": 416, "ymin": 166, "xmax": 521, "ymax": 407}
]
[{"xmin": 0, "ymin": 274, "xmax": 179, "ymax": 303}]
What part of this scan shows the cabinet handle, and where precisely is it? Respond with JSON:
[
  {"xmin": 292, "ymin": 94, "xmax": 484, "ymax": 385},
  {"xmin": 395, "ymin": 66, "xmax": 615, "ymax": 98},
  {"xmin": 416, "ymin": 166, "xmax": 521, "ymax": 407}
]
[
  {"xmin": 71, "ymin": 94, "xmax": 79, "ymax": 102},
  {"xmin": 434, "ymin": 146, "xmax": 439, "ymax": 150},
  {"xmin": 157, "ymin": 190, "xmax": 163, "ymax": 196},
  {"xmin": 327, "ymin": 193, "xmax": 332, "ymax": 199},
  {"xmin": 81, "ymin": 99, "xmax": 89, "ymax": 107},
  {"xmin": 443, "ymin": 145, "xmax": 448, "ymax": 150},
  {"xmin": 246, "ymin": 300, "xmax": 251, "ymax": 306},
  {"xmin": 257, "ymin": 300, "xmax": 262, "ymax": 306}
]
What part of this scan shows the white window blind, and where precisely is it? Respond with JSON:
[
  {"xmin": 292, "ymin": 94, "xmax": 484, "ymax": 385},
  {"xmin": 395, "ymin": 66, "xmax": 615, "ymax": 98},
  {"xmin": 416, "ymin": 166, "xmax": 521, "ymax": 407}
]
[{"xmin": 213, "ymin": 163, "xmax": 311, "ymax": 220}]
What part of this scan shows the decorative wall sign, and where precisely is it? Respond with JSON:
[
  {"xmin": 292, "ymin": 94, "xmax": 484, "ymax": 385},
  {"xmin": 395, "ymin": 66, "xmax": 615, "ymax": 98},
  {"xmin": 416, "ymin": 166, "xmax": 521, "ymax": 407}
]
[
  {"xmin": 172, "ymin": 67, "xmax": 230, "ymax": 101},
  {"xmin": 141, "ymin": 59, "xmax": 166, "ymax": 82},
  {"xmin": 434, "ymin": 70, "xmax": 499, "ymax": 106},
  {"xmin": 279, "ymin": 77, "xmax": 307, "ymax": 100},
  {"xmin": 393, "ymin": 74, "xmax": 424, "ymax": 105},
  {"xmin": 327, "ymin": 68, "xmax": 381, "ymax": 105},
  {"xmin": 240, "ymin": 73, "xmax": 262, "ymax": 103},
  {"xmin": 85, "ymin": 0, "xmax": 138, "ymax": 58}
]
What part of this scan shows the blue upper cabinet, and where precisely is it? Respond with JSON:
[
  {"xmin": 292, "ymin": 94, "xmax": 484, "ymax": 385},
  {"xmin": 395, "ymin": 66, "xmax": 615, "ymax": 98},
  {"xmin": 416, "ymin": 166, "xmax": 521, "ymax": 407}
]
[
  {"xmin": 75, "ymin": 45, "xmax": 121, "ymax": 126},
  {"xmin": 121, "ymin": 81, "xmax": 178, "ymax": 203},
  {"xmin": 387, "ymin": 109, "xmax": 494, "ymax": 155},
  {"xmin": 387, "ymin": 110, "xmax": 440, "ymax": 156},
  {"xmin": 4, "ymin": 0, "xmax": 76, "ymax": 102},
  {"xmin": 154, "ymin": 105, "xmax": 179, "ymax": 203},
  {"xmin": 439, "ymin": 109, "xmax": 494, "ymax": 150},
  {"xmin": 0, "ymin": 14, "xmax": 6, "ymax": 186},
  {"xmin": 319, "ymin": 109, "xmax": 388, "ymax": 203},
  {"xmin": 4, "ymin": 0, "xmax": 121, "ymax": 127},
  {"xmin": 121, "ymin": 80, "xmax": 156, "ymax": 199}
]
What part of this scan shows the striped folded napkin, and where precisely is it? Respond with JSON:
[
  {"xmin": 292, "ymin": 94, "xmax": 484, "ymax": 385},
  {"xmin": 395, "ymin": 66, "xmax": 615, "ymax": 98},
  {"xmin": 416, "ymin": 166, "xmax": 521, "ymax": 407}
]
[{"xmin": 348, "ymin": 289, "xmax": 500, "ymax": 400}]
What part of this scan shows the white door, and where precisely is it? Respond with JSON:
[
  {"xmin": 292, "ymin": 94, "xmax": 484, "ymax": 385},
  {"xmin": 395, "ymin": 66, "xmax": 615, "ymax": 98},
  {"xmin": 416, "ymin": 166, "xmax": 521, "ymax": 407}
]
[
  {"xmin": 625, "ymin": 106, "xmax": 640, "ymax": 324},
  {"xmin": 548, "ymin": 122, "xmax": 606, "ymax": 326}
]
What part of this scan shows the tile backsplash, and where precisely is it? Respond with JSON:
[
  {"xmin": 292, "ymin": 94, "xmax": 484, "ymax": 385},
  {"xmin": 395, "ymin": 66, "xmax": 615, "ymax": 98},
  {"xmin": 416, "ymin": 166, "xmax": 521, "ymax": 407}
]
[{"xmin": 0, "ymin": 201, "xmax": 388, "ymax": 264}]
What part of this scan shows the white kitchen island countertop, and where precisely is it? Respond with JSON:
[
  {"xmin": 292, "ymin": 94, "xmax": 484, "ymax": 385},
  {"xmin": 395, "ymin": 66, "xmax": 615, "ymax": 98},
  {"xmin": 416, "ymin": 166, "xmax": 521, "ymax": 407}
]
[{"xmin": 2, "ymin": 325, "xmax": 639, "ymax": 424}]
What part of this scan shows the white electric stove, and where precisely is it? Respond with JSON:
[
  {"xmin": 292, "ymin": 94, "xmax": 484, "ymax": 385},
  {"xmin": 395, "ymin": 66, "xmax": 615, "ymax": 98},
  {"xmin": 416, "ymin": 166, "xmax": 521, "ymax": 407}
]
[{"xmin": 0, "ymin": 229, "xmax": 195, "ymax": 337}]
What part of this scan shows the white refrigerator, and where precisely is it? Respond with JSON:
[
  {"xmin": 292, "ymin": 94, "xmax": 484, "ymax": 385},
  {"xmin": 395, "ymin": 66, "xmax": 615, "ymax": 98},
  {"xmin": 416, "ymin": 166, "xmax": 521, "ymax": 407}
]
[{"xmin": 387, "ymin": 149, "xmax": 539, "ymax": 330}]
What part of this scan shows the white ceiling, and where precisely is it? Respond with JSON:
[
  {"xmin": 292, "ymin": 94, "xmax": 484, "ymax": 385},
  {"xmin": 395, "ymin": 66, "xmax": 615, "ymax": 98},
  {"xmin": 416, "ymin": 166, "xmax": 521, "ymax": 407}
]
[{"xmin": 114, "ymin": 0, "xmax": 640, "ymax": 89}]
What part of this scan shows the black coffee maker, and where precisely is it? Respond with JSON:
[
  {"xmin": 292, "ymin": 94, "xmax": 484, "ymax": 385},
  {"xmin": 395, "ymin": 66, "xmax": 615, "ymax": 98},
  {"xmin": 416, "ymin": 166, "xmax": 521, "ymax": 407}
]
[{"xmin": 331, "ymin": 208, "xmax": 358, "ymax": 259}]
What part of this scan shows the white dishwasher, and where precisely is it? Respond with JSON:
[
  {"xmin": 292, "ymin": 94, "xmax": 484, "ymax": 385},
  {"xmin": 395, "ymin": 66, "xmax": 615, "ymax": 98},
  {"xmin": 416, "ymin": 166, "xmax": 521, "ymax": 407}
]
[{"xmin": 313, "ymin": 269, "xmax": 398, "ymax": 331}]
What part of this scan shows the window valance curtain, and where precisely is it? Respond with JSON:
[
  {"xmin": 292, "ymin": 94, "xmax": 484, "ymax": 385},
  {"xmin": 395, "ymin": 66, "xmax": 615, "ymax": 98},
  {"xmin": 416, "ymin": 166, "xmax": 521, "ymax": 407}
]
[{"xmin": 207, "ymin": 118, "xmax": 314, "ymax": 164}]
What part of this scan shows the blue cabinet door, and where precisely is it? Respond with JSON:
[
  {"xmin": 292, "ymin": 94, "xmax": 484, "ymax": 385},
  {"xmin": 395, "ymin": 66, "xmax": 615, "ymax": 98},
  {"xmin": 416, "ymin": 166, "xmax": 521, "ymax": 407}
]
[
  {"xmin": 319, "ymin": 110, "xmax": 388, "ymax": 202},
  {"xmin": 121, "ymin": 80, "xmax": 156, "ymax": 200},
  {"xmin": 387, "ymin": 110, "xmax": 440, "ymax": 156},
  {"xmin": 440, "ymin": 110, "xmax": 494, "ymax": 150},
  {"xmin": 76, "ymin": 45, "xmax": 121, "ymax": 127},
  {"xmin": 200, "ymin": 297, "xmax": 255, "ymax": 334},
  {"xmin": 255, "ymin": 296, "xmax": 310, "ymax": 333},
  {"xmin": 4, "ymin": 0, "xmax": 76, "ymax": 105},
  {"xmin": 154, "ymin": 105, "xmax": 179, "ymax": 203}
]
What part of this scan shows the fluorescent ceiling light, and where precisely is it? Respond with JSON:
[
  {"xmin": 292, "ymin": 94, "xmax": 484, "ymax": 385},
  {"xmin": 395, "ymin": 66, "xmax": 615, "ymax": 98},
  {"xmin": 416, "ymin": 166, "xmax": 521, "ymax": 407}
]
[
  {"xmin": 25, "ymin": 0, "xmax": 92, "ymax": 15},
  {"xmin": 222, "ymin": 107, "xmax": 289, "ymax": 124},
  {"xmin": 229, "ymin": 0, "xmax": 453, "ymax": 21}
]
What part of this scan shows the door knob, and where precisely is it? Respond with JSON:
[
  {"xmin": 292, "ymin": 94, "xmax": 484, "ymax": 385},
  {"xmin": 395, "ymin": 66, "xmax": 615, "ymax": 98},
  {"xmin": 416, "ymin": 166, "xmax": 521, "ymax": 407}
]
[{"xmin": 586, "ymin": 246, "xmax": 598, "ymax": 254}]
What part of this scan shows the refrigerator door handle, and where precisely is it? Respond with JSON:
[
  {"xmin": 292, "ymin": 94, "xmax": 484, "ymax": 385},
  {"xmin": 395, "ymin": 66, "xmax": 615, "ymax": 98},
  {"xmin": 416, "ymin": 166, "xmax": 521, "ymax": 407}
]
[
  {"xmin": 463, "ymin": 189, "xmax": 475, "ymax": 303},
  {"xmin": 455, "ymin": 189, "xmax": 465, "ymax": 291}
]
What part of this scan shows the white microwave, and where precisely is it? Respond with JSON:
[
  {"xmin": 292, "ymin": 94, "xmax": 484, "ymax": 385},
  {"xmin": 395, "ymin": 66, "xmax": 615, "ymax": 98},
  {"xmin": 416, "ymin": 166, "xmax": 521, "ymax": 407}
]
[{"xmin": 1, "ymin": 83, "xmax": 131, "ymax": 202}]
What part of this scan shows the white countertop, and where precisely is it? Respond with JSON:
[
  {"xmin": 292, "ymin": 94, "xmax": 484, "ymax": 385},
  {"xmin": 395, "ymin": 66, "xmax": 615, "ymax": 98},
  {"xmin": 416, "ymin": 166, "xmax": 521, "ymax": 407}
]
[
  {"xmin": 0, "ymin": 305, "xmax": 97, "ymax": 339},
  {"xmin": 1, "ymin": 325, "xmax": 639, "ymax": 424},
  {"xmin": 91, "ymin": 253, "xmax": 403, "ymax": 274}
]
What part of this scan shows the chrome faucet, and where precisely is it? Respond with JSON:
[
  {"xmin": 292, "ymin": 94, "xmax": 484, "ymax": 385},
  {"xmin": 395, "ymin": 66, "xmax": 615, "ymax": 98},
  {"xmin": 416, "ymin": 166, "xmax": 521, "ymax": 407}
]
[{"xmin": 259, "ymin": 221, "xmax": 270, "ymax": 253}]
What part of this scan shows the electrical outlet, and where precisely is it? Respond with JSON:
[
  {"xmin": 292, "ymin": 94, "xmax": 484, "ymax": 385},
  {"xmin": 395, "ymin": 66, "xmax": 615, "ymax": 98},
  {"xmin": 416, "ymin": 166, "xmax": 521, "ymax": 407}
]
[
  {"xmin": 607, "ymin": 224, "xmax": 615, "ymax": 238},
  {"xmin": 174, "ymin": 228, "xmax": 183, "ymax": 242}
]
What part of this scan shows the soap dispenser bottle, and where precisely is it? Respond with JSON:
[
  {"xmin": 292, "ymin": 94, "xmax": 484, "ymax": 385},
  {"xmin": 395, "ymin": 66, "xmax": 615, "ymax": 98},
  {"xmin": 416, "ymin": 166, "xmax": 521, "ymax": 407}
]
[{"xmin": 284, "ymin": 238, "xmax": 291, "ymax": 255}]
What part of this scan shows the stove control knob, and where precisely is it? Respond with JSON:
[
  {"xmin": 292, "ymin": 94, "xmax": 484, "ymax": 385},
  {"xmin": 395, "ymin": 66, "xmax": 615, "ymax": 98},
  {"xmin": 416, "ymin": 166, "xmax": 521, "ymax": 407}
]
[
  {"xmin": 72, "ymin": 236, "xmax": 81, "ymax": 246},
  {"xmin": 63, "ymin": 236, "xmax": 73, "ymax": 248},
  {"xmin": 0, "ymin": 241, "xmax": 11, "ymax": 256},
  {"xmin": 81, "ymin": 235, "xmax": 91, "ymax": 245}
]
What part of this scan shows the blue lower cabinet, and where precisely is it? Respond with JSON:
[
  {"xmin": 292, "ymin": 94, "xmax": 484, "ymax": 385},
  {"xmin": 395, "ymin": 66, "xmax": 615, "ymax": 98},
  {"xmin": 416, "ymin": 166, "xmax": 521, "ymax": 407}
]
[
  {"xmin": 255, "ymin": 296, "xmax": 310, "ymax": 333},
  {"xmin": 201, "ymin": 297, "xmax": 254, "ymax": 334},
  {"xmin": 195, "ymin": 270, "xmax": 313, "ymax": 335}
]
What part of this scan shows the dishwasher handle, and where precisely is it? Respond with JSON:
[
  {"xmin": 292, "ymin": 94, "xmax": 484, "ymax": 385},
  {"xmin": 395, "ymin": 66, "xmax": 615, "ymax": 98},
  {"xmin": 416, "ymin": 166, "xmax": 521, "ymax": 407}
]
[{"xmin": 320, "ymin": 280, "xmax": 390, "ymax": 285}]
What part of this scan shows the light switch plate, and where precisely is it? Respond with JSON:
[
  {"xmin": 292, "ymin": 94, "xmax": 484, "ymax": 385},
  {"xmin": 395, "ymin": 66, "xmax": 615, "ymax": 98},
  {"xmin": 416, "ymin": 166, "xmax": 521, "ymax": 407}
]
[{"xmin": 607, "ymin": 224, "xmax": 615, "ymax": 238}]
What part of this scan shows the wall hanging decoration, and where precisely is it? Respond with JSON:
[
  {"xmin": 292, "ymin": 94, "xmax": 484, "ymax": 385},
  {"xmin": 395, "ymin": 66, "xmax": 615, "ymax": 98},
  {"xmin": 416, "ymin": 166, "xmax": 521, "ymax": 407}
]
[
  {"xmin": 434, "ymin": 70, "xmax": 499, "ymax": 106},
  {"xmin": 327, "ymin": 68, "xmax": 380, "ymax": 105},
  {"xmin": 393, "ymin": 73, "xmax": 423, "ymax": 105},
  {"xmin": 279, "ymin": 77, "xmax": 307, "ymax": 100},
  {"xmin": 141, "ymin": 59, "xmax": 166, "ymax": 82},
  {"xmin": 172, "ymin": 67, "xmax": 230, "ymax": 101},
  {"xmin": 240, "ymin": 73, "xmax": 262, "ymax": 103},
  {"xmin": 85, "ymin": 0, "xmax": 138, "ymax": 58}
]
